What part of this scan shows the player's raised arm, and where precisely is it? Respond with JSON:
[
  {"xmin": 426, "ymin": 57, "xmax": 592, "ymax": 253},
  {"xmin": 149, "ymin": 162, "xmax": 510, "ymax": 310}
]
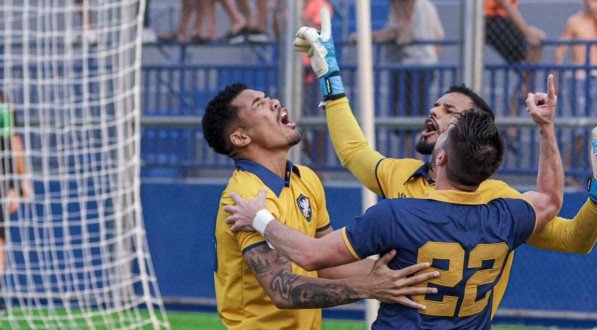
[
  {"xmin": 522, "ymin": 74, "xmax": 564, "ymax": 233},
  {"xmin": 295, "ymin": 8, "xmax": 385, "ymax": 194}
]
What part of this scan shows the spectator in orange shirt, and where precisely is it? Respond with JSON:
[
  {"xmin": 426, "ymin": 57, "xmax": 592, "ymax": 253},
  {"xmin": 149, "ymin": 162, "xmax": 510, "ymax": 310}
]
[
  {"xmin": 485, "ymin": 0, "xmax": 544, "ymax": 63},
  {"xmin": 553, "ymin": 0, "xmax": 597, "ymax": 186}
]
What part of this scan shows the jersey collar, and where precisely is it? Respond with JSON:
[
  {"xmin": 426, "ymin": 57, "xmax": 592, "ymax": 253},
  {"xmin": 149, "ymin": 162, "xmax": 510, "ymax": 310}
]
[
  {"xmin": 405, "ymin": 162, "xmax": 435, "ymax": 185},
  {"xmin": 234, "ymin": 159, "xmax": 301, "ymax": 196},
  {"xmin": 422, "ymin": 189, "xmax": 484, "ymax": 205}
]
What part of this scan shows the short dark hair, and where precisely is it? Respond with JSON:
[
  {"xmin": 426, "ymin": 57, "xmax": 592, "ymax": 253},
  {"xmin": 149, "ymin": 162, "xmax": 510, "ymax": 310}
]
[
  {"xmin": 445, "ymin": 84, "xmax": 494, "ymax": 120},
  {"xmin": 202, "ymin": 83, "xmax": 249, "ymax": 156},
  {"xmin": 443, "ymin": 110, "xmax": 504, "ymax": 187}
]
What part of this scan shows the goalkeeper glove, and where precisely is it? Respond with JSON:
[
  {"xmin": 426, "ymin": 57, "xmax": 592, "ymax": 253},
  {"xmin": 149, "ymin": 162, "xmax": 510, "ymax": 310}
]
[
  {"xmin": 293, "ymin": 7, "xmax": 345, "ymax": 101},
  {"xmin": 588, "ymin": 126, "xmax": 597, "ymax": 203}
]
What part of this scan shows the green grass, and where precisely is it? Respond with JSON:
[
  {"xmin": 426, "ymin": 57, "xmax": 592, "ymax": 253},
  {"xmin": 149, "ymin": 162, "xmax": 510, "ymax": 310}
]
[
  {"xmin": 166, "ymin": 311, "xmax": 558, "ymax": 330},
  {"xmin": 0, "ymin": 309, "xmax": 562, "ymax": 329}
]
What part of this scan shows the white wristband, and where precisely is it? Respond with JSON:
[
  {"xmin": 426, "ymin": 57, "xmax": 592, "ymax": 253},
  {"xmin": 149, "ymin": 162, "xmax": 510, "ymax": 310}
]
[{"xmin": 253, "ymin": 209, "xmax": 274, "ymax": 236}]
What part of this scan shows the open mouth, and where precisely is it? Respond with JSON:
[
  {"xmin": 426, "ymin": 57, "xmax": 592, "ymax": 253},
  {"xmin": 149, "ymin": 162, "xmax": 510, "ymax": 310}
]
[
  {"xmin": 421, "ymin": 118, "xmax": 438, "ymax": 136},
  {"xmin": 280, "ymin": 108, "xmax": 296, "ymax": 128}
]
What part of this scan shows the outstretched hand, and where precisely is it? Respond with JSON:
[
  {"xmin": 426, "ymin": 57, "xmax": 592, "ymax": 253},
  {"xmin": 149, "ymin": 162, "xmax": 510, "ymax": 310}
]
[
  {"xmin": 224, "ymin": 189, "xmax": 268, "ymax": 233},
  {"xmin": 525, "ymin": 74, "xmax": 557, "ymax": 127},
  {"xmin": 366, "ymin": 250, "xmax": 439, "ymax": 310},
  {"xmin": 293, "ymin": 7, "xmax": 345, "ymax": 100}
]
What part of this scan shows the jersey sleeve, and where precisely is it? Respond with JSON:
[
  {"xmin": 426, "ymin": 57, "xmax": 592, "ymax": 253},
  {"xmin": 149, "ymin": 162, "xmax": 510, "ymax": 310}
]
[
  {"xmin": 325, "ymin": 97, "xmax": 385, "ymax": 195},
  {"xmin": 376, "ymin": 158, "xmax": 425, "ymax": 197},
  {"xmin": 527, "ymin": 200, "xmax": 597, "ymax": 253},
  {"xmin": 507, "ymin": 199, "xmax": 537, "ymax": 249},
  {"xmin": 342, "ymin": 199, "xmax": 399, "ymax": 259}
]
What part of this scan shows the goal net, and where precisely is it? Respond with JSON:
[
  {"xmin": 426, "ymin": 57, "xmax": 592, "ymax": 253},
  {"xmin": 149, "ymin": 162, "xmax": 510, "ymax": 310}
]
[{"xmin": 0, "ymin": 0, "xmax": 168, "ymax": 328}]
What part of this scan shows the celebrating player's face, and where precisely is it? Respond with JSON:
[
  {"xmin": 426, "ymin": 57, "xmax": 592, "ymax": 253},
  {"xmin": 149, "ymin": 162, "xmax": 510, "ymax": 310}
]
[
  {"xmin": 231, "ymin": 89, "xmax": 302, "ymax": 150},
  {"xmin": 416, "ymin": 92, "xmax": 474, "ymax": 155},
  {"xmin": 429, "ymin": 123, "xmax": 453, "ymax": 168}
]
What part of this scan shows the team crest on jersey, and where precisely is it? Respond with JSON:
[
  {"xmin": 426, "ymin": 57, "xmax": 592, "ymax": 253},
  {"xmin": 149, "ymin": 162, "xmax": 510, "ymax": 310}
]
[{"xmin": 296, "ymin": 194, "xmax": 312, "ymax": 222}]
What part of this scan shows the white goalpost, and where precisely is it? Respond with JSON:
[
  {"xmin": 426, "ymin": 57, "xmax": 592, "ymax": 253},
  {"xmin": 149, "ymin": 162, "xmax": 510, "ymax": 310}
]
[{"xmin": 0, "ymin": 0, "xmax": 168, "ymax": 329}]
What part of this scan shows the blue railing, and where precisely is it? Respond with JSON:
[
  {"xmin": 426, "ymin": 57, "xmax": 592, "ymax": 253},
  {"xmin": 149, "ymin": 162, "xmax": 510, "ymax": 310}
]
[{"xmin": 140, "ymin": 40, "xmax": 596, "ymax": 183}]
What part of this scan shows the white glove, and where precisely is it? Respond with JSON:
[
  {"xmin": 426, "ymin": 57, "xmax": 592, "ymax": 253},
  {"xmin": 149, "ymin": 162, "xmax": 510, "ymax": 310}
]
[{"xmin": 293, "ymin": 7, "xmax": 345, "ymax": 100}]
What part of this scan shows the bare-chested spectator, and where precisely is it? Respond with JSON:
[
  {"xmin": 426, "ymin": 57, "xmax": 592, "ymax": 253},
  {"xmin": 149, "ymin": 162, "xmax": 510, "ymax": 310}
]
[{"xmin": 554, "ymin": 0, "xmax": 597, "ymax": 186}]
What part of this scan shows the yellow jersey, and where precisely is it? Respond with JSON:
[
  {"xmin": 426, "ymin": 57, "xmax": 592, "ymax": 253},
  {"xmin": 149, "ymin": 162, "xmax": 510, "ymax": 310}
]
[{"xmin": 214, "ymin": 159, "xmax": 330, "ymax": 329}]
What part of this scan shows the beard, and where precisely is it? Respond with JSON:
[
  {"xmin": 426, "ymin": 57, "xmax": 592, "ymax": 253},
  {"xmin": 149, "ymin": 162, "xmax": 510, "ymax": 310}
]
[
  {"xmin": 416, "ymin": 138, "xmax": 435, "ymax": 155},
  {"xmin": 287, "ymin": 129, "xmax": 302, "ymax": 147}
]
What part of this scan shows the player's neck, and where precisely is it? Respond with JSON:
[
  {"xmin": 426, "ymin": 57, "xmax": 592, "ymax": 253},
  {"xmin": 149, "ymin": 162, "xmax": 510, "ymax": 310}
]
[
  {"xmin": 238, "ymin": 147, "xmax": 289, "ymax": 178},
  {"xmin": 434, "ymin": 170, "xmax": 478, "ymax": 192},
  {"xmin": 428, "ymin": 164, "xmax": 437, "ymax": 181}
]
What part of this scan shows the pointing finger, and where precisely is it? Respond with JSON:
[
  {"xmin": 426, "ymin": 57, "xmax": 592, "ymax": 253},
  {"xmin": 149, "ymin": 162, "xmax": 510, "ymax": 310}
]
[
  {"xmin": 319, "ymin": 7, "xmax": 332, "ymax": 41},
  {"xmin": 547, "ymin": 74, "xmax": 556, "ymax": 101}
]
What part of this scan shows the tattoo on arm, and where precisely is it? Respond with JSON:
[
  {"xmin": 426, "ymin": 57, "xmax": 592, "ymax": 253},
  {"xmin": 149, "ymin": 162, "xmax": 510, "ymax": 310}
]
[{"xmin": 244, "ymin": 245, "xmax": 361, "ymax": 308}]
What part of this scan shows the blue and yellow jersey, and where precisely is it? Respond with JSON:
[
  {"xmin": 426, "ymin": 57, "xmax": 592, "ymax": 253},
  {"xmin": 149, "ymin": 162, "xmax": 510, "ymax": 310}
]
[
  {"xmin": 325, "ymin": 96, "xmax": 597, "ymax": 318},
  {"xmin": 342, "ymin": 189, "xmax": 536, "ymax": 329},
  {"xmin": 214, "ymin": 159, "xmax": 330, "ymax": 330}
]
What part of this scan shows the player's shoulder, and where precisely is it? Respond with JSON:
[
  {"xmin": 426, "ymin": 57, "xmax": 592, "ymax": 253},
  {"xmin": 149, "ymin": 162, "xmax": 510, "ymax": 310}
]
[
  {"xmin": 293, "ymin": 164, "xmax": 324, "ymax": 185},
  {"xmin": 222, "ymin": 169, "xmax": 272, "ymax": 202},
  {"xmin": 294, "ymin": 164, "xmax": 318, "ymax": 177},
  {"xmin": 375, "ymin": 196, "xmax": 426, "ymax": 214},
  {"xmin": 227, "ymin": 169, "xmax": 262, "ymax": 188},
  {"xmin": 488, "ymin": 197, "xmax": 536, "ymax": 225},
  {"xmin": 477, "ymin": 178, "xmax": 521, "ymax": 199},
  {"xmin": 379, "ymin": 158, "xmax": 425, "ymax": 174}
]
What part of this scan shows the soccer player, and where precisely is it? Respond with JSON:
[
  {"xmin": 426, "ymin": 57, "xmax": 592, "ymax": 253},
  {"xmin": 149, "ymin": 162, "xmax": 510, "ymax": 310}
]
[
  {"xmin": 224, "ymin": 109, "xmax": 563, "ymax": 329},
  {"xmin": 293, "ymin": 7, "xmax": 597, "ymax": 318},
  {"xmin": 202, "ymin": 83, "xmax": 440, "ymax": 329}
]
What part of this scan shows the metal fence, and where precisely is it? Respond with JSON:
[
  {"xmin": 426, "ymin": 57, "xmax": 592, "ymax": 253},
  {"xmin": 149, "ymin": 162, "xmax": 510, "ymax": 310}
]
[{"xmin": 139, "ymin": 40, "xmax": 596, "ymax": 186}]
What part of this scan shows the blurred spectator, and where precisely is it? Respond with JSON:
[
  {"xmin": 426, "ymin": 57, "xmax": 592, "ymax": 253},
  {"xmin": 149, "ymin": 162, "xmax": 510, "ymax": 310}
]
[
  {"xmin": 351, "ymin": 0, "xmax": 444, "ymax": 158},
  {"xmin": 302, "ymin": 0, "xmax": 334, "ymax": 165},
  {"xmin": 73, "ymin": 0, "xmax": 98, "ymax": 45},
  {"xmin": 554, "ymin": 0, "xmax": 597, "ymax": 78},
  {"xmin": 158, "ymin": 0, "xmax": 247, "ymax": 44},
  {"xmin": 190, "ymin": 0, "xmax": 218, "ymax": 43},
  {"xmin": 303, "ymin": 0, "xmax": 334, "ymax": 86},
  {"xmin": 485, "ymin": 0, "xmax": 544, "ymax": 64},
  {"xmin": 237, "ymin": 0, "xmax": 270, "ymax": 42},
  {"xmin": 142, "ymin": 0, "xmax": 158, "ymax": 43},
  {"xmin": 158, "ymin": 0, "xmax": 198, "ymax": 44},
  {"xmin": 485, "ymin": 0, "xmax": 545, "ymax": 153},
  {"xmin": 218, "ymin": 0, "xmax": 250, "ymax": 44},
  {"xmin": 553, "ymin": 0, "xmax": 597, "ymax": 186}
]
